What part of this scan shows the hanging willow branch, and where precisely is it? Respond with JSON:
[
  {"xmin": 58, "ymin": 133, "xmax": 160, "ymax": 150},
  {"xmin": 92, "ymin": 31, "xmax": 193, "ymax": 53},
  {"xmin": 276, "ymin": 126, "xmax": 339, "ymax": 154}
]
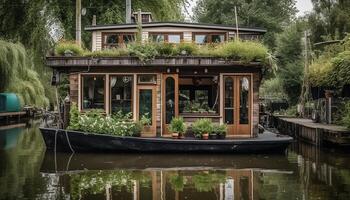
[{"xmin": 0, "ymin": 40, "xmax": 49, "ymax": 107}]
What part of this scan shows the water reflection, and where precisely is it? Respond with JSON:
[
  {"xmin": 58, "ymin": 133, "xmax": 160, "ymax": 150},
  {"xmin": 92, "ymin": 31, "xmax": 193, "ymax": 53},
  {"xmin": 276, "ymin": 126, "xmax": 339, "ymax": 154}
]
[{"xmin": 1, "ymin": 125, "xmax": 350, "ymax": 199}]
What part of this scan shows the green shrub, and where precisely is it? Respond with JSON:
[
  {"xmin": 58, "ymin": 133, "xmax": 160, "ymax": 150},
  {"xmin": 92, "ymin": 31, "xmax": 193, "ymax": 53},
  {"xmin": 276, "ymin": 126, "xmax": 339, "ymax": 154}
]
[
  {"xmin": 214, "ymin": 40, "xmax": 269, "ymax": 63},
  {"xmin": 83, "ymin": 48, "xmax": 129, "ymax": 57},
  {"xmin": 169, "ymin": 117, "xmax": 186, "ymax": 133},
  {"xmin": 212, "ymin": 123, "xmax": 227, "ymax": 135},
  {"xmin": 67, "ymin": 103, "xmax": 80, "ymax": 130},
  {"xmin": 55, "ymin": 41, "xmax": 84, "ymax": 56},
  {"xmin": 342, "ymin": 102, "xmax": 350, "ymax": 129},
  {"xmin": 128, "ymin": 42, "xmax": 158, "ymax": 62},
  {"xmin": 192, "ymin": 118, "xmax": 213, "ymax": 137},
  {"xmin": 175, "ymin": 42, "xmax": 198, "ymax": 55},
  {"xmin": 154, "ymin": 43, "xmax": 175, "ymax": 56}
]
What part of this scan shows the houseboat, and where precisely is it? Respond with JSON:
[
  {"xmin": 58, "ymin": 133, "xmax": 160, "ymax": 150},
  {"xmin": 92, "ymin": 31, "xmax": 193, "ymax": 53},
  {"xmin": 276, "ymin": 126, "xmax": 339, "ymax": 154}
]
[{"xmin": 40, "ymin": 11, "xmax": 293, "ymax": 153}]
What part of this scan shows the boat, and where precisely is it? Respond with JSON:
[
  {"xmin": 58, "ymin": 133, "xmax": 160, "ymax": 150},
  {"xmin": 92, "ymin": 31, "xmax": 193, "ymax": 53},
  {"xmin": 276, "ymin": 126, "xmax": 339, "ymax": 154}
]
[{"xmin": 39, "ymin": 127, "xmax": 293, "ymax": 153}]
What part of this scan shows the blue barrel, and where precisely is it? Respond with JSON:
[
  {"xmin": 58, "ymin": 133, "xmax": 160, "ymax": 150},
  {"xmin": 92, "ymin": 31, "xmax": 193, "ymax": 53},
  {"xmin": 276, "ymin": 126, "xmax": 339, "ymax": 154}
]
[{"xmin": 0, "ymin": 93, "xmax": 21, "ymax": 112}]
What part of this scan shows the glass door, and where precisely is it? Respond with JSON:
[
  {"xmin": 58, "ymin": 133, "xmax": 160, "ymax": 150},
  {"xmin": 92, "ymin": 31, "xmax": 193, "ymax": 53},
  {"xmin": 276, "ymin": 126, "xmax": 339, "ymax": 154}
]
[
  {"xmin": 162, "ymin": 74, "xmax": 179, "ymax": 136},
  {"xmin": 137, "ymin": 85, "xmax": 157, "ymax": 136},
  {"xmin": 223, "ymin": 75, "xmax": 251, "ymax": 136}
]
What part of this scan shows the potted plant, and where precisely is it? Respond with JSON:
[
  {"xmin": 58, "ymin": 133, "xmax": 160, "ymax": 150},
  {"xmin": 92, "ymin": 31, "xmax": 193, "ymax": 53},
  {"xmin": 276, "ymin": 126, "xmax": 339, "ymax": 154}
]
[
  {"xmin": 140, "ymin": 113, "xmax": 151, "ymax": 132},
  {"xmin": 213, "ymin": 124, "xmax": 227, "ymax": 139},
  {"xmin": 169, "ymin": 117, "xmax": 187, "ymax": 139},
  {"xmin": 192, "ymin": 118, "xmax": 212, "ymax": 140}
]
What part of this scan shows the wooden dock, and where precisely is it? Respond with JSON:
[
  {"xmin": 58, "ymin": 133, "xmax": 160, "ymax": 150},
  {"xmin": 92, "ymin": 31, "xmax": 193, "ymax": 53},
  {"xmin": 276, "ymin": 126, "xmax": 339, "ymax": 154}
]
[
  {"xmin": 272, "ymin": 116, "xmax": 350, "ymax": 147},
  {"xmin": 0, "ymin": 111, "xmax": 27, "ymax": 124}
]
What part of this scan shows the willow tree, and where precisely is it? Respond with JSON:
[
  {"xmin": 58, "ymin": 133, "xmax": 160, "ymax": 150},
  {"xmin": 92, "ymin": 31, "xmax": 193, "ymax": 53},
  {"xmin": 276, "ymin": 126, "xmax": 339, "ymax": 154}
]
[{"xmin": 0, "ymin": 40, "xmax": 49, "ymax": 107}]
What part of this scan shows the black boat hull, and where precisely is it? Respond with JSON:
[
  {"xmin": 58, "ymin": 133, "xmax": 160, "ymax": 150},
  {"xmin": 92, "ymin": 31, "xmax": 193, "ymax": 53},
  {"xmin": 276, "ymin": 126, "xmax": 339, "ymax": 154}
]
[{"xmin": 39, "ymin": 128, "xmax": 293, "ymax": 153}]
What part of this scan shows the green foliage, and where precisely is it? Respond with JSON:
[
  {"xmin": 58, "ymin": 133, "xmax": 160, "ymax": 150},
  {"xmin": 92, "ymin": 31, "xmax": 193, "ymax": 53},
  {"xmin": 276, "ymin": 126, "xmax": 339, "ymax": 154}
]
[
  {"xmin": 68, "ymin": 103, "xmax": 80, "ymax": 130},
  {"xmin": 169, "ymin": 117, "xmax": 187, "ymax": 134},
  {"xmin": 55, "ymin": 41, "xmax": 85, "ymax": 56},
  {"xmin": 211, "ymin": 123, "xmax": 227, "ymax": 135},
  {"xmin": 68, "ymin": 109, "xmax": 142, "ymax": 137},
  {"xmin": 0, "ymin": 40, "xmax": 49, "ymax": 107},
  {"xmin": 176, "ymin": 42, "xmax": 199, "ymax": 55},
  {"xmin": 83, "ymin": 48, "xmax": 129, "ymax": 57},
  {"xmin": 214, "ymin": 40, "xmax": 269, "ymax": 63},
  {"xmin": 193, "ymin": 0, "xmax": 297, "ymax": 48},
  {"xmin": 260, "ymin": 77, "xmax": 287, "ymax": 99},
  {"xmin": 128, "ymin": 42, "xmax": 158, "ymax": 62},
  {"xmin": 169, "ymin": 174, "xmax": 187, "ymax": 192},
  {"xmin": 341, "ymin": 102, "xmax": 350, "ymax": 129},
  {"xmin": 192, "ymin": 118, "xmax": 213, "ymax": 137},
  {"xmin": 192, "ymin": 172, "xmax": 226, "ymax": 192},
  {"xmin": 140, "ymin": 113, "xmax": 152, "ymax": 126},
  {"xmin": 274, "ymin": 22, "xmax": 305, "ymax": 105},
  {"xmin": 154, "ymin": 43, "xmax": 176, "ymax": 56}
]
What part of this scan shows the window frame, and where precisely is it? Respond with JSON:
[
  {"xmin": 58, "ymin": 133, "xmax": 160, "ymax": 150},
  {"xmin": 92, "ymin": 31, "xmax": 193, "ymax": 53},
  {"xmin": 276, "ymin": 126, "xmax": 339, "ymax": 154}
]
[
  {"xmin": 109, "ymin": 75, "xmax": 134, "ymax": 117},
  {"xmin": 102, "ymin": 32, "xmax": 136, "ymax": 49},
  {"xmin": 148, "ymin": 32, "xmax": 184, "ymax": 43},
  {"xmin": 192, "ymin": 32, "xmax": 227, "ymax": 44},
  {"xmin": 137, "ymin": 74, "xmax": 157, "ymax": 85},
  {"xmin": 80, "ymin": 74, "xmax": 106, "ymax": 112}
]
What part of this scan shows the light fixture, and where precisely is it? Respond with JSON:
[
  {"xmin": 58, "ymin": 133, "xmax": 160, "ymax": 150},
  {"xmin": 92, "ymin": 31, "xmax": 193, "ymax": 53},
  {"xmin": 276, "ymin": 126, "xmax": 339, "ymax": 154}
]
[
  {"xmin": 176, "ymin": 68, "xmax": 179, "ymax": 73},
  {"xmin": 204, "ymin": 68, "xmax": 208, "ymax": 73},
  {"xmin": 194, "ymin": 70, "xmax": 198, "ymax": 75},
  {"xmin": 167, "ymin": 68, "xmax": 171, "ymax": 73}
]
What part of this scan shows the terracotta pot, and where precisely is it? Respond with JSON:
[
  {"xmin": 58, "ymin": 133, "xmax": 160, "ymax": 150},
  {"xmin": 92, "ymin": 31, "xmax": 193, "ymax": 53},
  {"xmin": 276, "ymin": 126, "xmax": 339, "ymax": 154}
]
[
  {"xmin": 202, "ymin": 133, "xmax": 209, "ymax": 140},
  {"xmin": 172, "ymin": 132, "xmax": 179, "ymax": 139}
]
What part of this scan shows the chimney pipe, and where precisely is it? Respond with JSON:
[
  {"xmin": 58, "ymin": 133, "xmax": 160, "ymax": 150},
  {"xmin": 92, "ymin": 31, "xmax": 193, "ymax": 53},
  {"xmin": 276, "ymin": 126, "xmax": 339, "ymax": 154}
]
[{"xmin": 126, "ymin": 0, "xmax": 131, "ymax": 23}]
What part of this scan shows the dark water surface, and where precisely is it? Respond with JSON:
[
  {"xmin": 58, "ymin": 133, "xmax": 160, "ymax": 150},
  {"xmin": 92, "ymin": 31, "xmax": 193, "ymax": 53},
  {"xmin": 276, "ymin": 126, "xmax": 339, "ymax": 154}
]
[{"xmin": 1, "ymin": 125, "xmax": 350, "ymax": 200}]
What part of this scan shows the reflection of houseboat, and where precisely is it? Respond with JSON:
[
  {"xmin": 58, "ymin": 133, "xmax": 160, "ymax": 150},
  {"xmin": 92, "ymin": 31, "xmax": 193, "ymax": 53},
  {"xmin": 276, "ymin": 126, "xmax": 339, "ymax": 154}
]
[
  {"xmin": 40, "ymin": 153, "xmax": 293, "ymax": 200},
  {"xmin": 41, "ymin": 11, "xmax": 292, "ymax": 153}
]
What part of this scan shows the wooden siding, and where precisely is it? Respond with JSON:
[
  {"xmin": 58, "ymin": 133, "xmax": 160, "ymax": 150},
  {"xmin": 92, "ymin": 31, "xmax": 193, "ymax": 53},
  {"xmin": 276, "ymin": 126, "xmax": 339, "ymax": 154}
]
[
  {"xmin": 252, "ymin": 72, "xmax": 261, "ymax": 137},
  {"xmin": 96, "ymin": 31, "xmax": 102, "ymax": 51}
]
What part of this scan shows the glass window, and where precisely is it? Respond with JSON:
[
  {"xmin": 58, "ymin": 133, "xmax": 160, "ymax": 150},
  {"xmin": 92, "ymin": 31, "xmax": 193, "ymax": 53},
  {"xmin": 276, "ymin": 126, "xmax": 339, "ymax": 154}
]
[
  {"xmin": 122, "ymin": 34, "xmax": 135, "ymax": 44},
  {"xmin": 224, "ymin": 77, "xmax": 234, "ymax": 124},
  {"xmin": 195, "ymin": 90, "xmax": 209, "ymax": 106},
  {"xmin": 82, "ymin": 75, "xmax": 105, "ymax": 110},
  {"xmin": 239, "ymin": 77, "xmax": 250, "ymax": 124},
  {"xmin": 110, "ymin": 75, "xmax": 133, "ymax": 115},
  {"xmin": 212, "ymin": 34, "xmax": 225, "ymax": 43},
  {"xmin": 165, "ymin": 77, "xmax": 175, "ymax": 124},
  {"xmin": 104, "ymin": 34, "xmax": 118, "ymax": 48},
  {"xmin": 139, "ymin": 89, "xmax": 153, "ymax": 125},
  {"xmin": 138, "ymin": 75, "xmax": 156, "ymax": 84},
  {"xmin": 151, "ymin": 34, "xmax": 165, "ymax": 43},
  {"xmin": 195, "ymin": 35, "xmax": 208, "ymax": 44},
  {"xmin": 168, "ymin": 34, "xmax": 181, "ymax": 43}
]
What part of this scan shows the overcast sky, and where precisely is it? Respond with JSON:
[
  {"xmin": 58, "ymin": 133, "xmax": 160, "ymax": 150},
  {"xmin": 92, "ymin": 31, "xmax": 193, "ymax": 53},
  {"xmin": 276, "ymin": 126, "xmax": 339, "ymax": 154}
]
[{"xmin": 186, "ymin": 0, "xmax": 314, "ymax": 19}]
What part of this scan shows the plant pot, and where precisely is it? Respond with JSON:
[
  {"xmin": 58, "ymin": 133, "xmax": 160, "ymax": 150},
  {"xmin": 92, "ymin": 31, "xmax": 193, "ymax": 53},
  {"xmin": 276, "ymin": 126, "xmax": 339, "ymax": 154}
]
[
  {"xmin": 209, "ymin": 134, "xmax": 217, "ymax": 140},
  {"xmin": 217, "ymin": 134, "xmax": 226, "ymax": 139},
  {"xmin": 202, "ymin": 133, "xmax": 209, "ymax": 140},
  {"xmin": 178, "ymin": 133, "xmax": 185, "ymax": 139},
  {"xmin": 172, "ymin": 132, "xmax": 179, "ymax": 139}
]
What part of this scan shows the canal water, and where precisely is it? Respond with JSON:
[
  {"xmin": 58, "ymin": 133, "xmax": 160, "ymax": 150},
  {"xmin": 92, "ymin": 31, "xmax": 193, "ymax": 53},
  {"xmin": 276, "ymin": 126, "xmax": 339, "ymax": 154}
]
[{"xmin": 1, "ymin": 125, "xmax": 350, "ymax": 200}]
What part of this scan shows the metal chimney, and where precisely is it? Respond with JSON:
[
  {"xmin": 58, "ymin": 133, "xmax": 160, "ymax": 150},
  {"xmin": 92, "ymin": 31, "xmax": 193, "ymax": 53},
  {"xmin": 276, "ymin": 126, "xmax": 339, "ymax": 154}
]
[{"xmin": 126, "ymin": 0, "xmax": 131, "ymax": 23}]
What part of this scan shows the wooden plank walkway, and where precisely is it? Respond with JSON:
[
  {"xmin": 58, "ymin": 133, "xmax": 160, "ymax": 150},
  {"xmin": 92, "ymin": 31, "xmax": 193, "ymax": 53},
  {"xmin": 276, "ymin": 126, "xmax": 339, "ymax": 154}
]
[
  {"xmin": 0, "ymin": 111, "xmax": 26, "ymax": 117},
  {"xmin": 280, "ymin": 117, "xmax": 349, "ymax": 133},
  {"xmin": 273, "ymin": 116, "xmax": 350, "ymax": 147}
]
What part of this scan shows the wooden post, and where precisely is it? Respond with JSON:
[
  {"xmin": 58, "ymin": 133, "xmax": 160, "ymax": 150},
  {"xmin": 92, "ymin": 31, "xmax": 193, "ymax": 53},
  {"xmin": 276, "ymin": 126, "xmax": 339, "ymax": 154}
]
[
  {"xmin": 234, "ymin": 6, "xmax": 239, "ymax": 41},
  {"xmin": 76, "ymin": 0, "xmax": 82, "ymax": 47}
]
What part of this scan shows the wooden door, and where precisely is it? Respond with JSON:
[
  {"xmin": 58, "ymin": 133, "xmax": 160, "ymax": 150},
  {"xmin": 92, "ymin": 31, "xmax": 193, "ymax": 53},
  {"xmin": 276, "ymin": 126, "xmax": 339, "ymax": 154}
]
[
  {"xmin": 137, "ymin": 85, "xmax": 157, "ymax": 137},
  {"xmin": 162, "ymin": 74, "xmax": 179, "ymax": 136},
  {"xmin": 223, "ymin": 75, "xmax": 251, "ymax": 137}
]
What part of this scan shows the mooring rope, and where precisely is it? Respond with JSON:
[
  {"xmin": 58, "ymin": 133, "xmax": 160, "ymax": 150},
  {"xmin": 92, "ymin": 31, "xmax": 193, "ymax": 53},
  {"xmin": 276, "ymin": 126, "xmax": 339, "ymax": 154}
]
[
  {"xmin": 54, "ymin": 129, "xmax": 58, "ymax": 172},
  {"xmin": 65, "ymin": 130, "xmax": 75, "ymax": 153}
]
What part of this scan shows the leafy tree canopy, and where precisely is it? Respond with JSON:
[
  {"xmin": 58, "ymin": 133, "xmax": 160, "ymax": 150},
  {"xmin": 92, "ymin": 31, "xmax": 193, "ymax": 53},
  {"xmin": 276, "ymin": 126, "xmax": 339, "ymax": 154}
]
[{"xmin": 193, "ymin": 0, "xmax": 297, "ymax": 48}]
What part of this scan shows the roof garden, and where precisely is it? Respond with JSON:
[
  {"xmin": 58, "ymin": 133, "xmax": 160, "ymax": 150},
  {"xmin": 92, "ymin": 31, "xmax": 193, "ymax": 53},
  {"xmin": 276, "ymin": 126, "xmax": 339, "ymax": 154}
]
[{"xmin": 53, "ymin": 40, "xmax": 272, "ymax": 66}]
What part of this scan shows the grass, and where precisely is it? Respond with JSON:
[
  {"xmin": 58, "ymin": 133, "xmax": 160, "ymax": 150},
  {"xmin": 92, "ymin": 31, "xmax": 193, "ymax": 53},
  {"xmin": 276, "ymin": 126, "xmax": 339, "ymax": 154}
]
[{"xmin": 54, "ymin": 40, "xmax": 270, "ymax": 64}]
